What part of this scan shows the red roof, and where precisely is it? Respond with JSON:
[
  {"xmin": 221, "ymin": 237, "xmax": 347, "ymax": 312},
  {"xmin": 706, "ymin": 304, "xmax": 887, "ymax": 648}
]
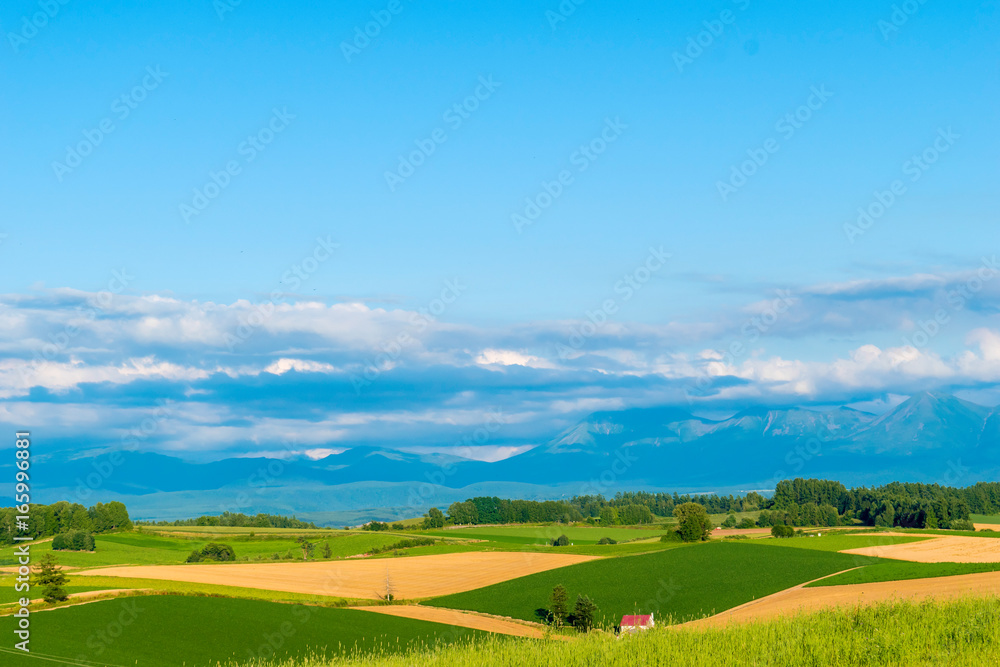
[{"xmin": 620, "ymin": 614, "xmax": 653, "ymax": 626}]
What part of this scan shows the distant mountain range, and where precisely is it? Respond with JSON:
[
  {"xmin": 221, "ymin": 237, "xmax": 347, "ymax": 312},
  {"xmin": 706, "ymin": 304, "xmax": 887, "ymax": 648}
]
[{"xmin": 17, "ymin": 392, "xmax": 1000, "ymax": 523}]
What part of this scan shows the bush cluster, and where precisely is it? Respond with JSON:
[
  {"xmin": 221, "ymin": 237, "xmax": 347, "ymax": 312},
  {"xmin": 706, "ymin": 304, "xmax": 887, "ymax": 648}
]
[
  {"xmin": 771, "ymin": 524, "xmax": 795, "ymax": 538},
  {"xmin": 186, "ymin": 542, "xmax": 236, "ymax": 562},
  {"xmin": 51, "ymin": 530, "xmax": 95, "ymax": 551}
]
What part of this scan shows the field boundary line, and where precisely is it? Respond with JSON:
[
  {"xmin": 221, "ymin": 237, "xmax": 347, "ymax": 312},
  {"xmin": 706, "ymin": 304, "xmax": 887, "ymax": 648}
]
[{"xmin": 355, "ymin": 604, "xmax": 573, "ymax": 640}]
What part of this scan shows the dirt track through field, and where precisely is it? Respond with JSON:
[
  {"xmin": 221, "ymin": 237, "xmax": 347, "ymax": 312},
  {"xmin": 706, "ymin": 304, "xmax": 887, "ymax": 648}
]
[
  {"xmin": 842, "ymin": 535, "xmax": 1000, "ymax": 563},
  {"xmin": 355, "ymin": 605, "xmax": 565, "ymax": 639},
  {"xmin": 73, "ymin": 551, "xmax": 596, "ymax": 600},
  {"xmin": 685, "ymin": 570, "xmax": 1000, "ymax": 628}
]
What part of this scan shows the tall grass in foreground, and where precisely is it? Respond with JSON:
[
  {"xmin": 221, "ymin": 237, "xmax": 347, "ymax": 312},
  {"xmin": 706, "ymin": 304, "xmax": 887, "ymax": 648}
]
[{"xmin": 241, "ymin": 598, "xmax": 1000, "ymax": 667}]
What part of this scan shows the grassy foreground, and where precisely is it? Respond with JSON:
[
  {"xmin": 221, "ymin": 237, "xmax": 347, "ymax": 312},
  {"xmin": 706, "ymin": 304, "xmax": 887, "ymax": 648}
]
[{"xmin": 242, "ymin": 598, "xmax": 1000, "ymax": 667}]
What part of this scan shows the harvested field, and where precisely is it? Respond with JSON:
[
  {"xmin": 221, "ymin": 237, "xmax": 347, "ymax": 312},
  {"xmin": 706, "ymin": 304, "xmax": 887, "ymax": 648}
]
[
  {"xmin": 356, "ymin": 605, "xmax": 561, "ymax": 639},
  {"xmin": 73, "ymin": 551, "xmax": 596, "ymax": 600},
  {"xmin": 687, "ymin": 570, "xmax": 1000, "ymax": 627},
  {"xmin": 711, "ymin": 528, "xmax": 771, "ymax": 537},
  {"xmin": 841, "ymin": 535, "xmax": 1000, "ymax": 563}
]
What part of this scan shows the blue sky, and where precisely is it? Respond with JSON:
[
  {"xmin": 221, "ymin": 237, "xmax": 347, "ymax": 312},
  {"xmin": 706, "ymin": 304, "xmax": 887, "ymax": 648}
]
[{"xmin": 1, "ymin": 0, "xmax": 999, "ymax": 461}]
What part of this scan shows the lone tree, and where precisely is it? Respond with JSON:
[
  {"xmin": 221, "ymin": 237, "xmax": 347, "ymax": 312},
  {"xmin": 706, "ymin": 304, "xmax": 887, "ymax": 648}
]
[
  {"xmin": 321, "ymin": 541, "xmax": 333, "ymax": 559},
  {"xmin": 572, "ymin": 595, "xmax": 598, "ymax": 632},
  {"xmin": 771, "ymin": 524, "xmax": 795, "ymax": 538},
  {"xmin": 422, "ymin": 507, "xmax": 445, "ymax": 529},
  {"xmin": 551, "ymin": 534, "xmax": 570, "ymax": 547},
  {"xmin": 296, "ymin": 536, "xmax": 315, "ymax": 560},
  {"xmin": 550, "ymin": 584, "xmax": 569, "ymax": 626},
  {"xmin": 673, "ymin": 502, "xmax": 712, "ymax": 542},
  {"xmin": 34, "ymin": 554, "xmax": 69, "ymax": 604}
]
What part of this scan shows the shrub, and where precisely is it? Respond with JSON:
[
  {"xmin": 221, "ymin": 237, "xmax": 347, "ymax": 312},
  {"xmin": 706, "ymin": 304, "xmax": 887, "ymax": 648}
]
[
  {"xmin": 552, "ymin": 534, "xmax": 570, "ymax": 547},
  {"xmin": 948, "ymin": 520, "xmax": 976, "ymax": 531},
  {"xmin": 550, "ymin": 584, "xmax": 569, "ymax": 626},
  {"xmin": 363, "ymin": 521, "xmax": 390, "ymax": 531},
  {"xmin": 674, "ymin": 503, "xmax": 712, "ymax": 542},
  {"xmin": 391, "ymin": 522, "xmax": 405, "ymax": 531},
  {"xmin": 597, "ymin": 537, "xmax": 617, "ymax": 545},
  {"xmin": 369, "ymin": 538, "xmax": 435, "ymax": 555},
  {"xmin": 771, "ymin": 524, "xmax": 795, "ymax": 538},
  {"xmin": 34, "ymin": 553, "xmax": 68, "ymax": 604},
  {"xmin": 186, "ymin": 542, "xmax": 236, "ymax": 563},
  {"xmin": 660, "ymin": 531, "xmax": 683, "ymax": 542},
  {"xmin": 570, "ymin": 595, "xmax": 598, "ymax": 632},
  {"xmin": 51, "ymin": 530, "xmax": 95, "ymax": 551},
  {"xmin": 736, "ymin": 518, "xmax": 757, "ymax": 529}
]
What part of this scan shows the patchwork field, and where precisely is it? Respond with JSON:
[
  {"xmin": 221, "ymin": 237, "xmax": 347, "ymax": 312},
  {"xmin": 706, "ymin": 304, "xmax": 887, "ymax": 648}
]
[
  {"xmin": 0, "ymin": 531, "xmax": 409, "ymax": 569},
  {"xmin": 841, "ymin": 535, "xmax": 1000, "ymax": 563},
  {"xmin": 74, "ymin": 551, "xmax": 598, "ymax": 600},
  {"xmin": 427, "ymin": 541, "xmax": 876, "ymax": 625},
  {"xmin": 687, "ymin": 570, "xmax": 1000, "ymax": 627},
  {"xmin": 8, "ymin": 521, "xmax": 1000, "ymax": 666},
  {"xmin": 810, "ymin": 560, "xmax": 1000, "ymax": 586},
  {"xmin": 421, "ymin": 525, "xmax": 668, "ymax": 545}
]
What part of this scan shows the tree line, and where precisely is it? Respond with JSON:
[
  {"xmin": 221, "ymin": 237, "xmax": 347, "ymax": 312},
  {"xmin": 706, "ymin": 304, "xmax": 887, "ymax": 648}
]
[
  {"xmin": 440, "ymin": 479, "xmax": 1000, "ymax": 530},
  {"xmin": 137, "ymin": 511, "xmax": 318, "ymax": 529},
  {"xmin": 0, "ymin": 501, "xmax": 132, "ymax": 545}
]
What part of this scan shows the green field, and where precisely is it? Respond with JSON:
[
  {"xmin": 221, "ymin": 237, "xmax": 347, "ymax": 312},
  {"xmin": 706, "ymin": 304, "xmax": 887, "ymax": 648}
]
[
  {"xmin": 427, "ymin": 541, "xmax": 873, "ymax": 625},
  {"xmin": 0, "ymin": 531, "xmax": 405, "ymax": 568},
  {"xmin": 808, "ymin": 560, "xmax": 1000, "ymax": 587},
  {"xmin": 368, "ymin": 539, "xmax": 683, "ymax": 560},
  {"xmin": 971, "ymin": 513, "xmax": 1000, "ymax": 525},
  {"xmin": 259, "ymin": 598, "xmax": 1000, "ymax": 667},
  {"xmin": 420, "ymin": 525, "xmax": 668, "ymax": 545},
  {"xmin": 756, "ymin": 533, "xmax": 929, "ymax": 552},
  {"xmin": 147, "ymin": 526, "xmax": 337, "ymax": 534},
  {"xmin": 0, "ymin": 573, "xmax": 365, "ymax": 608},
  {"xmin": 0, "ymin": 596, "xmax": 484, "ymax": 667},
  {"xmin": 0, "ymin": 583, "xmax": 121, "ymax": 605}
]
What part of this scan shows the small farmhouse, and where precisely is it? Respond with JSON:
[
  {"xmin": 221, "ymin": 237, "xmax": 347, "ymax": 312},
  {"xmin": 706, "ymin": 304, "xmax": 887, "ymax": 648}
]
[{"xmin": 618, "ymin": 613, "xmax": 655, "ymax": 636}]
